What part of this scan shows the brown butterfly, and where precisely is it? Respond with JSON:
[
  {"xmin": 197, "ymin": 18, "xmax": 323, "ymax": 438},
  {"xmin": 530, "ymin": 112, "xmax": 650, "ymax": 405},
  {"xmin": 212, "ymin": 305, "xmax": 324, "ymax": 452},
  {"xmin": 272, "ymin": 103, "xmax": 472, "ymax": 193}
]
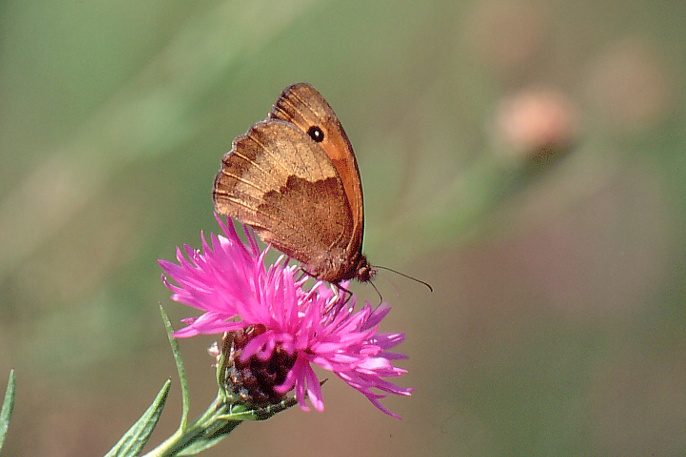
[{"xmin": 213, "ymin": 83, "xmax": 373, "ymax": 284}]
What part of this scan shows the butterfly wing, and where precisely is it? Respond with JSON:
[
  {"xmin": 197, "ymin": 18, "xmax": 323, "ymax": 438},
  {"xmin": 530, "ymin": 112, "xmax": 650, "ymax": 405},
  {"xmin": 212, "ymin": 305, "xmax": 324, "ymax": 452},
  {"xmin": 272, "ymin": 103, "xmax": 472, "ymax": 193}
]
[
  {"xmin": 268, "ymin": 83, "xmax": 365, "ymax": 257},
  {"xmin": 213, "ymin": 119, "xmax": 356, "ymax": 281}
]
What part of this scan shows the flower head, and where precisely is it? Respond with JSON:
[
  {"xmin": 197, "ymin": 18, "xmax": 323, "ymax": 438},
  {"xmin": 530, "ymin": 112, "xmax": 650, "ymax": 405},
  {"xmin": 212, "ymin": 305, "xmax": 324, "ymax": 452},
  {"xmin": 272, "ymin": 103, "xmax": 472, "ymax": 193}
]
[{"xmin": 159, "ymin": 215, "xmax": 412, "ymax": 418}]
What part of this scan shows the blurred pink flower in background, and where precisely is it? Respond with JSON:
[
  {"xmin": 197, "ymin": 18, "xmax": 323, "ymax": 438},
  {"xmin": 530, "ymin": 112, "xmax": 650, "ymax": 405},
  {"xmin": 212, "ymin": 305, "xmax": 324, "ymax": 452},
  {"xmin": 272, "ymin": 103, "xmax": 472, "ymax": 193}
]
[{"xmin": 493, "ymin": 87, "xmax": 578, "ymax": 161}]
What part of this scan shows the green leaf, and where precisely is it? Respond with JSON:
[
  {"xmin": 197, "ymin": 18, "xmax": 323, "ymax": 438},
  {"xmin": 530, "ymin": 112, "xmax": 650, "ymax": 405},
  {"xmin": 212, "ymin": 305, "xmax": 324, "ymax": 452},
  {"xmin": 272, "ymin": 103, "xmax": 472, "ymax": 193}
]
[
  {"xmin": 175, "ymin": 438, "xmax": 226, "ymax": 456},
  {"xmin": 174, "ymin": 420, "xmax": 242, "ymax": 456},
  {"xmin": 104, "ymin": 379, "xmax": 171, "ymax": 457},
  {"xmin": 224, "ymin": 396, "xmax": 298, "ymax": 422},
  {"xmin": 0, "ymin": 369, "xmax": 16, "ymax": 453},
  {"xmin": 160, "ymin": 305, "xmax": 190, "ymax": 429}
]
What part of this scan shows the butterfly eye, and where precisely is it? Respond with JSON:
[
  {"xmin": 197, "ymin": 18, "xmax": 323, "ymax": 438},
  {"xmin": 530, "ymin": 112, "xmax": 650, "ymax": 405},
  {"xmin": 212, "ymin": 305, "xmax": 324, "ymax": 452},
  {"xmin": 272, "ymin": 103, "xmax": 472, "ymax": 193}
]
[{"xmin": 307, "ymin": 126, "xmax": 325, "ymax": 143}]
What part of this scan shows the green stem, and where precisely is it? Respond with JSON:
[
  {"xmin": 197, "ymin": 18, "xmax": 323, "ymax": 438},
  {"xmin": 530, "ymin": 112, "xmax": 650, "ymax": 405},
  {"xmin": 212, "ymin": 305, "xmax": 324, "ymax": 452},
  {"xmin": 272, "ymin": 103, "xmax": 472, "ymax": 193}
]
[{"xmin": 143, "ymin": 396, "xmax": 241, "ymax": 457}]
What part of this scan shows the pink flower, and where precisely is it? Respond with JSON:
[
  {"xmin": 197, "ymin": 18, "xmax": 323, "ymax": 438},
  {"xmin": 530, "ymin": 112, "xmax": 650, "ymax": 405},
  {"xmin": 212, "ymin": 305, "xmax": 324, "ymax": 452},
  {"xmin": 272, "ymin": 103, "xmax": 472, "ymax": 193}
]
[{"xmin": 159, "ymin": 215, "xmax": 412, "ymax": 418}]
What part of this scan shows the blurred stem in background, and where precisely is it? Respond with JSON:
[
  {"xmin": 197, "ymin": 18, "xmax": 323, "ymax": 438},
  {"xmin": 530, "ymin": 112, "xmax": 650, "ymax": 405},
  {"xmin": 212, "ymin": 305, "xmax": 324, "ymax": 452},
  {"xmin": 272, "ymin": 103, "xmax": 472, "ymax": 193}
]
[{"xmin": 0, "ymin": 0, "xmax": 318, "ymax": 280}]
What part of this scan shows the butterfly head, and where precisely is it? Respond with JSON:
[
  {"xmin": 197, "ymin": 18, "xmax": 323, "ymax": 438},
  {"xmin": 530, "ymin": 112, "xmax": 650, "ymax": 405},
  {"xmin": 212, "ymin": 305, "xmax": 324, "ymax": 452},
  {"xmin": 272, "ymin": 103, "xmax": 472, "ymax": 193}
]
[{"xmin": 354, "ymin": 255, "xmax": 376, "ymax": 283}]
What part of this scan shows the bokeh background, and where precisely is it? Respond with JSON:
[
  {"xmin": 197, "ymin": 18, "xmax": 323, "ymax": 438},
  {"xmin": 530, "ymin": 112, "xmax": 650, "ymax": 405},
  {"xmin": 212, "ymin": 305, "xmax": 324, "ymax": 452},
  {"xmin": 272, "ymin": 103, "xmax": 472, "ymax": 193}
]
[{"xmin": 1, "ymin": 0, "xmax": 685, "ymax": 455}]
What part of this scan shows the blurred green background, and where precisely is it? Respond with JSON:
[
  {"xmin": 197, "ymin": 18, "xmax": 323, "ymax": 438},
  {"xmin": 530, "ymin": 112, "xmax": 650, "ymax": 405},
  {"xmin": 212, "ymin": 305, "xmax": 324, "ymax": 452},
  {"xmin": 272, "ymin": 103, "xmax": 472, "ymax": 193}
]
[{"xmin": 1, "ymin": 0, "xmax": 685, "ymax": 455}]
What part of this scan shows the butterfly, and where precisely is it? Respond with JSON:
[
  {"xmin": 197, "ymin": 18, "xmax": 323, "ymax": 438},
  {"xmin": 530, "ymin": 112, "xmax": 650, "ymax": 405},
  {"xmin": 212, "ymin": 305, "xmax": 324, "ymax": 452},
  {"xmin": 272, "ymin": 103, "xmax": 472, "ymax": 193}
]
[{"xmin": 213, "ymin": 83, "xmax": 373, "ymax": 284}]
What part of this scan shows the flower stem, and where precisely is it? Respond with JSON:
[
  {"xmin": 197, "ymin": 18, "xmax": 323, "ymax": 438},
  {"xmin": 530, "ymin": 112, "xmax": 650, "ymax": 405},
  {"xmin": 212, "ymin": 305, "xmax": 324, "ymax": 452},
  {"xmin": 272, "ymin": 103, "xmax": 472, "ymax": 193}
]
[{"xmin": 143, "ymin": 396, "xmax": 241, "ymax": 457}]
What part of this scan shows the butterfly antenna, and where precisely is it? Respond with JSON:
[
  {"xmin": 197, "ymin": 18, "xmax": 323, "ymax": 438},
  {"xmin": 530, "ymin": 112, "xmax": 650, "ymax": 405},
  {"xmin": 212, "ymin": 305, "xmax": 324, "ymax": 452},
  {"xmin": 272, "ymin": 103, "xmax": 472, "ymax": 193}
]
[
  {"xmin": 373, "ymin": 265, "xmax": 434, "ymax": 292},
  {"xmin": 369, "ymin": 279, "xmax": 384, "ymax": 305}
]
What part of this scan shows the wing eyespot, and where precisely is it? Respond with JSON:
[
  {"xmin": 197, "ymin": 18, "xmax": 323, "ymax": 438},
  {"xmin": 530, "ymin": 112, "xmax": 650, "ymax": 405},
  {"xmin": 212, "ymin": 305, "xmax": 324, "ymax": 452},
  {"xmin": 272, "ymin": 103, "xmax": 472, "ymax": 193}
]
[{"xmin": 307, "ymin": 126, "xmax": 325, "ymax": 143}]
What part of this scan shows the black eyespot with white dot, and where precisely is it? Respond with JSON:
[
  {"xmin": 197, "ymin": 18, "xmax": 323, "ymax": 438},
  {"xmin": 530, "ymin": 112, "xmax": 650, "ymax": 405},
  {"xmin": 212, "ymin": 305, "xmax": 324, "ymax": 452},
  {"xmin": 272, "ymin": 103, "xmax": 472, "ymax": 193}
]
[{"xmin": 307, "ymin": 126, "xmax": 325, "ymax": 143}]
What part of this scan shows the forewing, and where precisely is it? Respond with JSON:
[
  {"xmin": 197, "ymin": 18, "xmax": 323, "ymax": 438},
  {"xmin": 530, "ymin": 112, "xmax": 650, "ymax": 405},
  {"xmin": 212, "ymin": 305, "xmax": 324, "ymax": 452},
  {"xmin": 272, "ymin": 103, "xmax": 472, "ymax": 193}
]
[
  {"xmin": 269, "ymin": 83, "xmax": 364, "ymax": 253},
  {"xmin": 213, "ymin": 119, "xmax": 353, "ymax": 264}
]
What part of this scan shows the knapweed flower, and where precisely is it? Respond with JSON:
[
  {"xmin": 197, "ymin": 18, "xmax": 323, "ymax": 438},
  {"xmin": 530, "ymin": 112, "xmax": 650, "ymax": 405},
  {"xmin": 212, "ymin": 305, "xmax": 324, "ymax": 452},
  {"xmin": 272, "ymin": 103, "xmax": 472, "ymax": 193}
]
[{"xmin": 158, "ymin": 215, "xmax": 412, "ymax": 418}]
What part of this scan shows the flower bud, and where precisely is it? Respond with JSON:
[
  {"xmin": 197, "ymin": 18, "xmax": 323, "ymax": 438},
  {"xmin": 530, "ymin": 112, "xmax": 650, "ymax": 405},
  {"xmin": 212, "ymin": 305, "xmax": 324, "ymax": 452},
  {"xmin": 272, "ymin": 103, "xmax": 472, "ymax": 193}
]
[{"xmin": 493, "ymin": 87, "xmax": 578, "ymax": 163}]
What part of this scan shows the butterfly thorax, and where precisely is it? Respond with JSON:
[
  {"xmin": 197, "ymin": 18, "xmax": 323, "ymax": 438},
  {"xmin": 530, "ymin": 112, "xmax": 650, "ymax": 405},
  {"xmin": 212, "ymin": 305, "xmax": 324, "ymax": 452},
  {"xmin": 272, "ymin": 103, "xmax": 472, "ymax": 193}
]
[{"xmin": 306, "ymin": 249, "xmax": 374, "ymax": 283}]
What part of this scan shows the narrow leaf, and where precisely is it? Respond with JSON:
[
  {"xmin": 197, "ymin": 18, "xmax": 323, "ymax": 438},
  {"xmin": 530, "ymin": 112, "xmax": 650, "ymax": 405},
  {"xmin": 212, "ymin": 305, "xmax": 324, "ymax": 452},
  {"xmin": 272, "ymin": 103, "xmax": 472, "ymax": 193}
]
[
  {"xmin": 104, "ymin": 379, "xmax": 171, "ymax": 457},
  {"xmin": 250, "ymin": 396, "xmax": 298, "ymax": 421},
  {"xmin": 0, "ymin": 369, "xmax": 16, "ymax": 452},
  {"xmin": 175, "ymin": 420, "xmax": 242, "ymax": 456},
  {"xmin": 160, "ymin": 305, "xmax": 190, "ymax": 429}
]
